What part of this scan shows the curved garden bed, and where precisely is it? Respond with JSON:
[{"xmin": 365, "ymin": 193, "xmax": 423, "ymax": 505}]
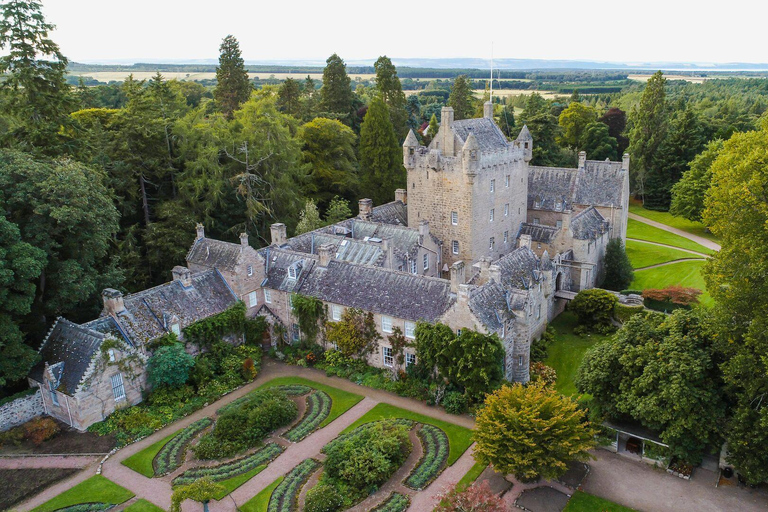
[
  {"xmin": 284, "ymin": 390, "xmax": 331, "ymax": 442},
  {"xmin": 371, "ymin": 492, "xmax": 410, "ymax": 512},
  {"xmin": 172, "ymin": 442, "xmax": 284, "ymax": 486},
  {"xmin": 153, "ymin": 417, "xmax": 212, "ymax": 476},
  {"xmin": 267, "ymin": 458, "xmax": 320, "ymax": 512},
  {"xmin": 55, "ymin": 504, "xmax": 114, "ymax": 512},
  {"xmin": 405, "ymin": 424, "xmax": 449, "ymax": 490}
]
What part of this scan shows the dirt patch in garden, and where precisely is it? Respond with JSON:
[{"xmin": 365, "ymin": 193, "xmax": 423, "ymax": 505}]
[
  {"xmin": 0, "ymin": 420, "xmax": 115, "ymax": 455},
  {"xmin": 0, "ymin": 467, "xmax": 80, "ymax": 510}
]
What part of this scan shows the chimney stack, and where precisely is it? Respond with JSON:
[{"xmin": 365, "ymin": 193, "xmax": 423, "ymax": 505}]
[
  {"xmin": 622, "ymin": 153, "xmax": 630, "ymax": 172},
  {"xmin": 358, "ymin": 198, "xmax": 373, "ymax": 221},
  {"xmin": 102, "ymin": 288, "xmax": 125, "ymax": 316},
  {"xmin": 519, "ymin": 234, "xmax": 532, "ymax": 249},
  {"xmin": 395, "ymin": 189, "xmax": 407, "ymax": 204},
  {"xmin": 489, "ymin": 264, "xmax": 502, "ymax": 284},
  {"xmin": 270, "ymin": 223, "xmax": 287, "ymax": 246},
  {"xmin": 578, "ymin": 151, "xmax": 587, "ymax": 169},
  {"xmin": 419, "ymin": 220, "xmax": 429, "ymax": 240},
  {"xmin": 239, "ymin": 232, "xmax": 249, "ymax": 248},
  {"xmin": 318, "ymin": 243, "xmax": 334, "ymax": 267},
  {"xmin": 450, "ymin": 261, "xmax": 466, "ymax": 294},
  {"xmin": 171, "ymin": 266, "xmax": 193, "ymax": 288},
  {"xmin": 195, "ymin": 223, "xmax": 205, "ymax": 241},
  {"xmin": 483, "ymin": 101, "xmax": 493, "ymax": 119}
]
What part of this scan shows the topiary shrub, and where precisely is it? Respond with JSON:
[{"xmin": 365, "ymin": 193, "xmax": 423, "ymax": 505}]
[
  {"xmin": 568, "ymin": 289, "xmax": 618, "ymax": 332},
  {"xmin": 442, "ymin": 391, "xmax": 468, "ymax": 415},
  {"xmin": 614, "ymin": 302, "xmax": 645, "ymax": 324}
]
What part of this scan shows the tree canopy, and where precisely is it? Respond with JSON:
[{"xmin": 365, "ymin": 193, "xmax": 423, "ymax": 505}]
[
  {"xmin": 359, "ymin": 97, "xmax": 404, "ymax": 205},
  {"xmin": 214, "ymin": 35, "xmax": 251, "ymax": 118}
]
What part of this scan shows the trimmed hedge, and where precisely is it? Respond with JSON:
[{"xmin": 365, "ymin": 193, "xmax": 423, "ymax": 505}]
[
  {"xmin": 172, "ymin": 442, "xmax": 284, "ymax": 486},
  {"xmin": 613, "ymin": 303, "xmax": 645, "ymax": 323},
  {"xmin": 372, "ymin": 493, "xmax": 410, "ymax": 512},
  {"xmin": 267, "ymin": 458, "xmax": 320, "ymax": 512},
  {"xmin": 154, "ymin": 417, "xmax": 212, "ymax": 476},
  {"xmin": 405, "ymin": 424, "xmax": 449, "ymax": 490},
  {"xmin": 273, "ymin": 384, "xmax": 313, "ymax": 396},
  {"xmin": 285, "ymin": 391, "xmax": 331, "ymax": 442}
]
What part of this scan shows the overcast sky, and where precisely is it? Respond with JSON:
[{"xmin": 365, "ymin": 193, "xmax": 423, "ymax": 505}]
[{"xmin": 42, "ymin": 0, "xmax": 766, "ymax": 65}]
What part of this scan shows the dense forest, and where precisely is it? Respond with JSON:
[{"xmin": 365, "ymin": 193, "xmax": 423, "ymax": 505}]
[{"xmin": 3, "ymin": 0, "xmax": 768, "ymax": 484}]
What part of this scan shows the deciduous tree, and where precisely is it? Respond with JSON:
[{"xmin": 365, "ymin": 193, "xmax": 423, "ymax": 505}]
[
  {"xmin": 558, "ymin": 102, "xmax": 597, "ymax": 149},
  {"xmin": 670, "ymin": 140, "xmax": 722, "ymax": 223},
  {"xmin": 581, "ymin": 122, "xmax": 618, "ymax": 161}
]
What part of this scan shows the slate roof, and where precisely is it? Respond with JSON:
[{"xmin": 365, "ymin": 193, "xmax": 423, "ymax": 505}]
[
  {"xmin": 518, "ymin": 223, "xmax": 559, "ymax": 244},
  {"xmin": 109, "ymin": 269, "xmax": 238, "ymax": 346},
  {"xmin": 299, "ymin": 259, "xmax": 454, "ymax": 322},
  {"xmin": 284, "ymin": 233, "xmax": 384, "ymax": 267},
  {"xmin": 571, "ymin": 207, "xmax": 609, "ymax": 240},
  {"xmin": 468, "ymin": 281, "xmax": 513, "ymax": 331},
  {"xmin": 29, "ymin": 318, "xmax": 106, "ymax": 395},
  {"xmin": 187, "ymin": 238, "xmax": 244, "ymax": 271},
  {"xmin": 260, "ymin": 248, "xmax": 316, "ymax": 293},
  {"xmin": 371, "ymin": 201, "xmax": 408, "ymax": 226},
  {"xmin": 350, "ymin": 220, "xmax": 422, "ymax": 258},
  {"xmin": 528, "ymin": 160, "xmax": 625, "ymax": 210},
  {"xmin": 528, "ymin": 167, "xmax": 576, "ymax": 211},
  {"xmin": 451, "ymin": 118, "xmax": 509, "ymax": 152},
  {"xmin": 495, "ymin": 247, "xmax": 541, "ymax": 289}
]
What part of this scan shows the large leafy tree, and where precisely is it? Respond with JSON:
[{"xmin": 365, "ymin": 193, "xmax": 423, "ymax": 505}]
[
  {"xmin": 358, "ymin": 97, "xmax": 404, "ymax": 205},
  {"xmin": 518, "ymin": 93, "xmax": 562, "ymax": 166},
  {"xmin": 214, "ymin": 35, "xmax": 251, "ymax": 118},
  {"xmin": 581, "ymin": 122, "xmax": 618, "ymax": 161},
  {"xmin": 558, "ymin": 102, "xmax": 597, "ymax": 149},
  {"xmin": 601, "ymin": 238, "xmax": 633, "ymax": 290},
  {"xmin": 670, "ymin": 139, "xmax": 723, "ymax": 223},
  {"xmin": 474, "ymin": 382, "xmax": 596, "ymax": 481},
  {"xmin": 577, "ymin": 310, "xmax": 726, "ymax": 463},
  {"xmin": 374, "ymin": 56, "xmax": 408, "ymax": 140},
  {"xmin": 147, "ymin": 343, "xmax": 194, "ymax": 389},
  {"xmin": 702, "ymin": 121, "xmax": 768, "ymax": 483},
  {"xmin": 0, "ymin": 0, "xmax": 73, "ymax": 154},
  {"xmin": 629, "ymin": 71, "xmax": 669, "ymax": 204},
  {"xmin": 319, "ymin": 53, "xmax": 355, "ymax": 126},
  {"xmin": 448, "ymin": 75, "xmax": 474, "ymax": 120}
]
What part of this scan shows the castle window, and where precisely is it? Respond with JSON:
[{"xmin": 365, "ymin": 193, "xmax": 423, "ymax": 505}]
[
  {"xmin": 332, "ymin": 304, "xmax": 342, "ymax": 321},
  {"xmin": 247, "ymin": 265, "xmax": 253, "ymax": 276},
  {"xmin": 504, "ymin": 204, "xmax": 509, "ymax": 216},
  {"xmin": 405, "ymin": 321, "xmax": 416, "ymax": 339},
  {"xmin": 264, "ymin": 289, "xmax": 272, "ymax": 303},
  {"xmin": 518, "ymin": 355, "xmax": 524, "ymax": 367},
  {"xmin": 489, "ymin": 237, "xmax": 495, "ymax": 250},
  {"xmin": 382, "ymin": 346, "xmax": 394, "ymax": 367},
  {"xmin": 423, "ymin": 254, "xmax": 429, "ymax": 270},
  {"xmin": 556, "ymin": 201, "xmax": 563, "ymax": 211},
  {"xmin": 490, "ymin": 179, "xmax": 495, "ymax": 192},
  {"xmin": 248, "ymin": 291, "xmax": 258, "ymax": 308},
  {"xmin": 108, "ymin": 349, "xmax": 116, "ymax": 362},
  {"xmin": 533, "ymin": 218, "xmax": 540, "ymax": 225},
  {"xmin": 504, "ymin": 231, "xmax": 509, "ymax": 243},
  {"xmin": 292, "ymin": 324, "xmax": 300, "ymax": 342},
  {"xmin": 489, "ymin": 209, "xmax": 494, "ymax": 222},
  {"xmin": 410, "ymin": 259, "xmax": 417, "ymax": 274},
  {"xmin": 382, "ymin": 316, "xmax": 393, "ymax": 333},
  {"xmin": 451, "ymin": 211, "xmax": 458, "ymax": 225},
  {"xmin": 457, "ymin": 329, "xmax": 462, "ymax": 337},
  {"xmin": 111, "ymin": 373, "xmax": 126, "ymax": 402},
  {"xmin": 505, "ymin": 175, "xmax": 510, "ymax": 187},
  {"xmin": 452, "ymin": 241, "xmax": 459, "ymax": 254},
  {"xmin": 556, "ymin": 220, "xmax": 562, "ymax": 229},
  {"xmin": 406, "ymin": 352, "xmax": 417, "ymax": 367},
  {"xmin": 48, "ymin": 380, "xmax": 59, "ymax": 406},
  {"xmin": 537, "ymin": 304, "xmax": 542, "ymax": 320}
]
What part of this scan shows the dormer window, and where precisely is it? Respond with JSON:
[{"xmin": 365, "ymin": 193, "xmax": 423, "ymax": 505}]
[
  {"xmin": 556, "ymin": 201, "xmax": 563, "ymax": 211},
  {"xmin": 171, "ymin": 323, "xmax": 181, "ymax": 336},
  {"xmin": 534, "ymin": 197, "xmax": 541, "ymax": 208},
  {"xmin": 247, "ymin": 265, "xmax": 253, "ymax": 276},
  {"xmin": 108, "ymin": 349, "xmax": 116, "ymax": 362},
  {"xmin": 288, "ymin": 266, "xmax": 297, "ymax": 280}
]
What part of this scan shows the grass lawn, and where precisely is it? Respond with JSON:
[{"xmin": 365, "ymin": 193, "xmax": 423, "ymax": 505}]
[
  {"xmin": 625, "ymin": 240, "xmax": 705, "ymax": 269},
  {"xmin": 630, "ymin": 260, "xmax": 712, "ymax": 306},
  {"xmin": 629, "ymin": 203, "xmax": 720, "ymax": 243},
  {"xmin": 123, "ymin": 499, "xmax": 165, "ymax": 512},
  {"xmin": 564, "ymin": 491, "xmax": 637, "ymax": 511},
  {"xmin": 239, "ymin": 476, "xmax": 283, "ymax": 512},
  {"xmin": 627, "ymin": 219, "xmax": 714, "ymax": 255},
  {"xmin": 31, "ymin": 475, "xmax": 134, "ymax": 512},
  {"xmin": 209, "ymin": 464, "xmax": 268, "ymax": 500},
  {"xmin": 341, "ymin": 402, "xmax": 473, "ymax": 465},
  {"xmin": 545, "ymin": 312, "xmax": 609, "ymax": 397},
  {"xmin": 258, "ymin": 376, "xmax": 364, "ymax": 428},
  {"xmin": 122, "ymin": 430, "xmax": 180, "ymax": 478},
  {"xmin": 456, "ymin": 462, "xmax": 487, "ymax": 491}
]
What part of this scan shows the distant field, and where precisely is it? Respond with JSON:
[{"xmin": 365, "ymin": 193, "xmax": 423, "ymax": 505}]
[
  {"xmin": 627, "ymin": 74, "xmax": 725, "ymax": 84},
  {"xmin": 473, "ymin": 89, "xmax": 565, "ymax": 99}
]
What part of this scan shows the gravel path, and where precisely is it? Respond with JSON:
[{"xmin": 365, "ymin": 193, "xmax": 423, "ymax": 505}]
[
  {"xmin": 634, "ymin": 257, "xmax": 707, "ymax": 270},
  {"xmin": 628, "ymin": 212, "xmax": 721, "ymax": 251},
  {"xmin": 627, "ymin": 237, "xmax": 711, "ymax": 258},
  {"xmin": 0, "ymin": 455, "xmax": 99, "ymax": 469}
]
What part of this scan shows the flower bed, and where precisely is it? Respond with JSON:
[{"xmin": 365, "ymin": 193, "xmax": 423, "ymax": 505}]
[
  {"xmin": 667, "ymin": 458, "xmax": 693, "ymax": 480},
  {"xmin": 274, "ymin": 384, "xmax": 313, "ymax": 396},
  {"xmin": 267, "ymin": 458, "xmax": 320, "ymax": 512},
  {"xmin": 322, "ymin": 419, "xmax": 414, "ymax": 453},
  {"xmin": 153, "ymin": 418, "xmax": 212, "ymax": 476},
  {"xmin": 371, "ymin": 492, "xmax": 410, "ymax": 512},
  {"xmin": 405, "ymin": 424, "xmax": 449, "ymax": 490},
  {"xmin": 284, "ymin": 391, "xmax": 331, "ymax": 442},
  {"xmin": 172, "ymin": 442, "xmax": 284, "ymax": 486},
  {"xmin": 55, "ymin": 504, "xmax": 113, "ymax": 512}
]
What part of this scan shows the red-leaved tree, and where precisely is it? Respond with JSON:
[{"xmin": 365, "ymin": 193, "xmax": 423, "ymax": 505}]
[
  {"xmin": 434, "ymin": 480, "xmax": 505, "ymax": 512},
  {"xmin": 642, "ymin": 286, "xmax": 702, "ymax": 305}
]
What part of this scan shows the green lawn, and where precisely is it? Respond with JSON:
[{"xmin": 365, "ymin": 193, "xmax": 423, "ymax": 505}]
[
  {"xmin": 564, "ymin": 491, "xmax": 637, "ymax": 512},
  {"xmin": 209, "ymin": 463, "xmax": 268, "ymax": 500},
  {"xmin": 341, "ymin": 403, "xmax": 473, "ymax": 465},
  {"xmin": 627, "ymin": 218, "xmax": 714, "ymax": 255},
  {"xmin": 122, "ymin": 430, "xmax": 181, "ymax": 478},
  {"xmin": 456, "ymin": 461, "xmax": 487, "ymax": 491},
  {"xmin": 31, "ymin": 475, "xmax": 135, "ymax": 512},
  {"xmin": 123, "ymin": 499, "xmax": 165, "ymax": 512},
  {"xmin": 545, "ymin": 312, "xmax": 609, "ymax": 397},
  {"xmin": 239, "ymin": 476, "xmax": 283, "ymax": 512},
  {"xmin": 629, "ymin": 204, "xmax": 720, "ymax": 243},
  {"xmin": 625, "ymin": 240, "xmax": 705, "ymax": 269},
  {"xmin": 259, "ymin": 376, "xmax": 363, "ymax": 428},
  {"xmin": 630, "ymin": 260, "xmax": 712, "ymax": 306}
]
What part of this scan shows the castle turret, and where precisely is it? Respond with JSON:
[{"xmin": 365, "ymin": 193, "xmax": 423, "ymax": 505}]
[
  {"xmin": 462, "ymin": 132, "xmax": 479, "ymax": 181},
  {"xmin": 516, "ymin": 125, "xmax": 533, "ymax": 162},
  {"xmin": 403, "ymin": 129, "xmax": 419, "ymax": 168},
  {"xmin": 439, "ymin": 106, "xmax": 455, "ymax": 156}
]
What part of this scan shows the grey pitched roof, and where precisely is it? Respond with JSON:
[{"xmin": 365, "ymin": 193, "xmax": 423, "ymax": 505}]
[
  {"xmin": 260, "ymin": 249, "xmax": 316, "ymax": 293},
  {"xmin": 468, "ymin": 282, "xmax": 513, "ymax": 331},
  {"xmin": 299, "ymin": 259, "xmax": 454, "ymax": 322},
  {"xmin": 529, "ymin": 160, "xmax": 625, "ymax": 210},
  {"xmin": 371, "ymin": 201, "xmax": 408, "ymax": 226},
  {"xmin": 451, "ymin": 118, "xmax": 509, "ymax": 152},
  {"xmin": 284, "ymin": 232, "xmax": 384, "ymax": 267},
  {"xmin": 187, "ymin": 238, "xmax": 244, "ymax": 271},
  {"xmin": 518, "ymin": 223, "xmax": 559, "ymax": 244},
  {"xmin": 29, "ymin": 318, "xmax": 106, "ymax": 395},
  {"xmin": 110, "ymin": 269, "xmax": 238, "ymax": 346},
  {"xmin": 350, "ymin": 220, "xmax": 421, "ymax": 258},
  {"xmin": 495, "ymin": 247, "xmax": 541, "ymax": 289},
  {"xmin": 83, "ymin": 316, "xmax": 132, "ymax": 346},
  {"xmin": 516, "ymin": 125, "xmax": 532, "ymax": 141},
  {"xmin": 571, "ymin": 206, "xmax": 609, "ymax": 240},
  {"xmin": 528, "ymin": 167, "xmax": 576, "ymax": 211}
]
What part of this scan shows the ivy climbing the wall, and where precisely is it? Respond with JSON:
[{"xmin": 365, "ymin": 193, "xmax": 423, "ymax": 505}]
[
  {"xmin": 291, "ymin": 293, "xmax": 325, "ymax": 345},
  {"xmin": 183, "ymin": 302, "xmax": 246, "ymax": 348}
]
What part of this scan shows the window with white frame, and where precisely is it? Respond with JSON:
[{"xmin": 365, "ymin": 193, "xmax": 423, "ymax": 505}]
[
  {"xmin": 505, "ymin": 175, "xmax": 510, "ymax": 187},
  {"xmin": 264, "ymin": 289, "xmax": 272, "ymax": 303},
  {"xmin": 111, "ymin": 373, "xmax": 126, "ymax": 402},
  {"xmin": 489, "ymin": 237, "xmax": 495, "ymax": 250},
  {"xmin": 452, "ymin": 241, "xmax": 459, "ymax": 254},
  {"xmin": 382, "ymin": 346, "xmax": 394, "ymax": 367},
  {"xmin": 171, "ymin": 322, "xmax": 181, "ymax": 336},
  {"xmin": 382, "ymin": 316, "xmax": 393, "ymax": 333},
  {"xmin": 556, "ymin": 201, "xmax": 563, "ymax": 211},
  {"xmin": 410, "ymin": 259, "xmax": 417, "ymax": 274},
  {"xmin": 423, "ymin": 254, "xmax": 429, "ymax": 270},
  {"xmin": 288, "ymin": 266, "xmax": 297, "ymax": 279},
  {"xmin": 451, "ymin": 211, "xmax": 458, "ymax": 225},
  {"xmin": 331, "ymin": 304, "xmax": 342, "ymax": 321},
  {"xmin": 406, "ymin": 352, "xmax": 417, "ymax": 367},
  {"xmin": 247, "ymin": 265, "xmax": 253, "ymax": 276},
  {"xmin": 108, "ymin": 349, "xmax": 116, "ymax": 362},
  {"xmin": 537, "ymin": 303, "xmax": 542, "ymax": 319},
  {"xmin": 504, "ymin": 203, "xmax": 509, "ymax": 216},
  {"xmin": 292, "ymin": 323, "xmax": 300, "ymax": 341},
  {"xmin": 504, "ymin": 231, "xmax": 509, "ymax": 244},
  {"xmin": 556, "ymin": 220, "xmax": 562, "ymax": 229},
  {"xmin": 457, "ymin": 328, "xmax": 462, "ymax": 337},
  {"xmin": 533, "ymin": 218, "xmax": 540, "ymax": 225},
  {"xmin": 518, "ymin": 355, "xmax": 524, "ymax": 367},
  {"xmin": 248, "ymin": 291, "xmax": 258, "ymax": 308},
  {"xmin": 404, "ymin": 321, "xmax": 416, "ymax": 339},
  {"xmin": 489, "ymin": 209, "xmax": 494, "ymax": 222},
  {"xmin": 490, "ymin": 179, "xmax": 495, "ymax": 192},
  {"xmin": 48, "ymin": 380, "xmax": 59, "ymax": 406}
]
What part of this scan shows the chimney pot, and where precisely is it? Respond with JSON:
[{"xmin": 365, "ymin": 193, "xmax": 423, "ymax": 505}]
[
  {"xmin": 102, "ymin": 288, "xmax": 125, "ymax": 316},
  {"xmin": 195, "ymin": 223, "xmax": 205, "ymax": 240},
  {"xmin": 578, "ymin": 151, "xmax": 587, "ymax": 169},
  {"xmin": 318, "ymin": 243, "xmax": 334, "ymax": 267},
  {"xmin": 483, "ymin": 101, "xmax": 493, "ymax": 119},
  {"xmin": 172, "ymin": 265, "xmax": 193, "ymax": 288},
  {"xmin": 358, "ymin": 198, "xmax": 373, "ymax": 221},
  {"xmin": 622, "ymin": 153, "xmax": 630, "ymax": 172},
  {"xmin": 450, "ymin": 260, "xmax": 466, "ymax": 294},
  {"xmin": 419, "ymin": 220, "xmax": 429, "ymax": 239},
  {"xmin": 519, "ymin": 234, "xmax": 532, "ymax": 249},
  {"xmin": 270, "ymin": 223, "xmax": 287, "ymax": 246},
  {"xmin": 395, "ymin": 189, "xmax": 407, "ymax": 204},
  {"xmin": 240, "ymin": 232, "xmax": 249, "ymax": 247}
]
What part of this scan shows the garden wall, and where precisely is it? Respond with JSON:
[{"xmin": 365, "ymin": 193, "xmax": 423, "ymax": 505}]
[{"xmin": 0, "ymin": 389, "xmax": 44, "ymax": 432}]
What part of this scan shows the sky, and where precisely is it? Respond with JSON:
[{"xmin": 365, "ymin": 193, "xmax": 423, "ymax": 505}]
[{"xmin": 42, "ymin": 0, "xmax": 767, "ymax": 65}]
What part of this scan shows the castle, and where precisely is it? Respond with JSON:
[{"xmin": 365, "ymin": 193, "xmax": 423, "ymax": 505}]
[{"xmin": 22, "ymin": 103, "xmax": 629, "ymax": 430}]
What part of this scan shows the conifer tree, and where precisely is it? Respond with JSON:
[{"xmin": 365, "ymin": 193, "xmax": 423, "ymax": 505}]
[
  {"xmin": 358, "ymin": 97, "xmax": 404, "ymax": 205},
  {"xmin": 448, "ymin": 75, "xmax": 474, "ymax": 120},
  {"xmin": 277, "ymin": 78, "xmax": 302, "ymax": 117},
  {"xmin": 319, "ymin": 53, "xmax": 354, "ymax": 126},
  {"xmin": 374, "ymin": 56, "xmax": 408, "ymax": 140},
  {"xmin": 428, "ymin": 113, "xmax": 439, "ymax": 141},
  {"xmin": 601, "ymin": 238, "xmax": 633, "ymax": 290},
  {"xmin": 214, "ymin": 35, "xmax": 251, "ymax": 118},
  {"xmin": 629, "ymin": 71, "xmax": 669, "ymax": 203}
]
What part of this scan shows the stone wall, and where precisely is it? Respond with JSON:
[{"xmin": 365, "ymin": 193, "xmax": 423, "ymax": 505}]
[{"xmin": 0, "ymin": 390, "xmax": 44, "ymax": 432}]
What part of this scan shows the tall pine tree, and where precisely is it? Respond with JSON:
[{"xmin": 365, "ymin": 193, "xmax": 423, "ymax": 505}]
[
  {"xmin": 629, "ymin": 71, "xmax": 669, "ymax": 206},
  {"xmin": 374, "ymin": 56, "xmax": 408, "ymax": 141},
  {"xmin": 319, "ymin": 53, "xmax": 355, "ymax": 126},
  {"xmin": 359, "ymin": 97, "xmax": 404, "ymax": 205},
  {"xmin": 214, "ymin": 35, "xmax": 251, "ymax": 118},
  {"xmin": 448, "ymin": 75, "xmax": 474, "ymax": 120}
]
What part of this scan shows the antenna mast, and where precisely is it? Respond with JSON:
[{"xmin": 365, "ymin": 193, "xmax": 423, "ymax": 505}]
[{"xmin": 490, "ymin": 41, "xmax": 494, "ymax": 104}]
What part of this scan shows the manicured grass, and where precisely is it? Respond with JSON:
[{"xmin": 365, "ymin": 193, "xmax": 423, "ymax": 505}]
[
  {"xmin": 211, "ymin": 464, "xmax": 268, "ymax": 500},
  {"xmin": 629, "ymin": 204, "xmax": 720, "ymax": 243},
  {"xmin": 340, "ymin": 403, "xmax": 473, "ymax": 465},
  {"xmin": 240, "ymin": 476, "xmax": 284, "ymax": 512},
  {"xmin": 456, "ymin": 461, "xmax": 487, "ymax": 491},
  {"xmin": 545, "ymin": 312, "xmax": 610, "ymax": 397},
  {"xmin": 259, "ymin": 376, "xmax": 363, "ymax": 428},
  {"xmin": 122, "ymin": 430, "xmax": 180, "ymax": 478},
  {"xmin": 564, "ymin": 491, "xmax": 637, "ymax": 512},
  {"xmin": 31, "ymin": 475, "xmax": 135, "ymax": 512},
  {"xmin": 123, "ymin": 498, "xmax": 166, "ymax": 512},
  {"xmin": 630, "ymin": 260, "xmax": 712, "ymax": 306},
  {"xmin": 625, "ymin": 240, "xmax": 704, "ymax": 269},
  {"xmin": 627, "ymin": 218, "xmax": 714, "ymax": 255}
]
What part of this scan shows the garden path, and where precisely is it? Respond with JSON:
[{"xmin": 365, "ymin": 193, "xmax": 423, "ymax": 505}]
[
  {"xmin": 626, "ymin": 237, "xmax": 710, "ymax": 258},
  {"xmin": 628, "ymin": 213, "xmax": 721, "ymax": 251},
  {"xmin": 0, "ymin": 455, "xmax": 99, "ymax": 469},
  {"xmin": 634, "ymin": 257, "xmax": 707, "ymax": 271}
]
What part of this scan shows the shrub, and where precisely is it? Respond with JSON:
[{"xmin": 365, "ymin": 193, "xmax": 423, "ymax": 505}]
[
  {"xmin": 642, "ymin": 285, "xmax": 702, "ymax": 306},
  {"xmin": 529, "ymin": 362, "xmax": 557, "ymax": 387},
  {"xmin": 170, "ymin": 477, "xmax": 226, "ymax": 512},
  {"xmin": 442, "ymin": 392, "xmax": 468, "ymax": 415},
  {"xmin": 614, "ymin": 302, "xmax": 645, "ymax": 323},
  {"xmin": 147, "ymin": 343, "xmax": 195, "ymax": 389},
  {"xmin": 602, "ymin": 238, "xmax": 634, "ymax": 291},
  {"xmin": 0, "ymin": 425, "xmax": 25, "ymax": 448},
  {"xmin": 304, "ymin": 481, "xmax": 344, "ymax": 512},
  {"xmin": 435, "ymin": 480, "xmax": 505, "ymax": 512},
  {"xmin": 530, "ymin": 326, "xmax": 555, "ymax": 362},
  {"xmin": 568, "ymin": 289, "xmax": 618, "ymax": 330},
  {"xmin": 23, "ymin": 417, "xmax": 60, "ymax": 445}
]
